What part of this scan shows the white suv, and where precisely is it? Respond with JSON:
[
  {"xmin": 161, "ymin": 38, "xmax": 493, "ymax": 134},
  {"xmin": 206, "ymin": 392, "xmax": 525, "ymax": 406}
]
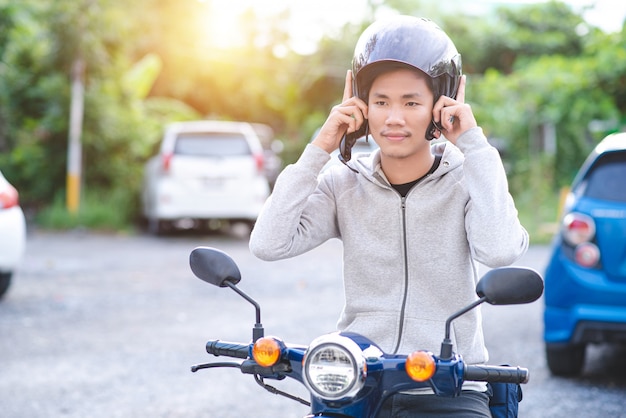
[{"xmin": 142, "ymin": 121, "xmax": 271, "ymax": 234}]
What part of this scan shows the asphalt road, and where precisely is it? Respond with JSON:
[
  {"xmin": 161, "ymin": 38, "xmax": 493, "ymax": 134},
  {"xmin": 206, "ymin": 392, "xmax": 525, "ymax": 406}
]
[{"xmin": 1, "ymin": 229, "xmax": 625, "ymax": 417}]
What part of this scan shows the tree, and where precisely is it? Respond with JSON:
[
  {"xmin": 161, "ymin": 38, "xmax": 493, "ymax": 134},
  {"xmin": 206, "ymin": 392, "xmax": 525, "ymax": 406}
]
[
  {"xmin": 0, "ymin": 1, "xmax": 68, "ymax": 207},
  {"xmin": 444, "ymin": 1, "xmax": 586, "ymax": 74},
  {"xmin": 472, "ymin": 53, "xmax": 622, "ymax": 210},
  {"xmin": 0, "ymin": 0, "xmax": 184, "ymax": 219}
]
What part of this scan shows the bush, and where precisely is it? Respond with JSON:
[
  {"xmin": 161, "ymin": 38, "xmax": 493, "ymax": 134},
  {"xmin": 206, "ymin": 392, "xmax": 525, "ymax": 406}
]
[{"xmin": 36, "ymin": 188, "xmax": 137, "ymax": 233}]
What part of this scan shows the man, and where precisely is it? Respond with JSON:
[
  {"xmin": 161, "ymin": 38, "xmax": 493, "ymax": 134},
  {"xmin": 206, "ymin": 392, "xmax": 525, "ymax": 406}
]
[{"xmin": 249, "ymin": 15, "xmax": 528, "ymax": 417}]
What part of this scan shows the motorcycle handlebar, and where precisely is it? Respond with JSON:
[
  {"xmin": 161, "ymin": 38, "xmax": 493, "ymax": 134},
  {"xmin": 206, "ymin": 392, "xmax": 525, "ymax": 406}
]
[
  {"xmin": 464, "ymin": 364, "xmax": 529, "ymax": 384},
  {"xmin": 206, "ymin": 340, "xmax": 250, "ymax": 359}
]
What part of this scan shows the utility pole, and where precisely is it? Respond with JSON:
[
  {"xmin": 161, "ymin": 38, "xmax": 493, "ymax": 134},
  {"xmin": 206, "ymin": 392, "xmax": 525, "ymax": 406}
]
[{"xmin": 66, "ymin": 57, "xmax": 85, "ymax": 214}]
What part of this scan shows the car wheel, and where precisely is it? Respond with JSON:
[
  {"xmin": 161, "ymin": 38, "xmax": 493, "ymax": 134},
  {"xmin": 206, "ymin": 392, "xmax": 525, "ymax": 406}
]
[
  {"xmin": 0, "ymin": 271, "xmax": 12, "ymax": 300},
  {"xmin": 148, "ymin": 218, "xmax": 171, "ymax": 236},
  {"xmin": 546, "ymin": 343, "xmax": 586, "ymax": 376}
]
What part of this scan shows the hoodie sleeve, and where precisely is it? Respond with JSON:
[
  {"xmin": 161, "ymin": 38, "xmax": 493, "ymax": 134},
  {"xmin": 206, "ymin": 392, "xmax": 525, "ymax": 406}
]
[
  {"xmin": 249, "ymin": 144, "xmax": 340, "ymax": 261},
  {"xmin": 455, "ymin": 127, "xmax": 529, "ymax": 267}
]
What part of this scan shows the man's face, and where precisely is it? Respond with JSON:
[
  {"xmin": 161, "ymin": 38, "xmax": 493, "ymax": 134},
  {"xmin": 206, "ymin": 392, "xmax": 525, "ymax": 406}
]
[{"xmin": 367, "ymin": 68, "xmax": 434, "ymax": 160}]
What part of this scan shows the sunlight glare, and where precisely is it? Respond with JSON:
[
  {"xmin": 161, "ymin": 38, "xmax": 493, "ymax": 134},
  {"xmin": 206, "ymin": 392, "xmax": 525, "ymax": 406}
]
[{"xmin": 197, "ymin": 0, "xmax": 367, "ymax": 55}]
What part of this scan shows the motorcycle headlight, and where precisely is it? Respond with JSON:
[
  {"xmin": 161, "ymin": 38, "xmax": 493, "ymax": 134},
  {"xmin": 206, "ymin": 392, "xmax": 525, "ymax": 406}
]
[{"xmin": 302, "ymin": 333, "xmax": 366, "ymax": 400}]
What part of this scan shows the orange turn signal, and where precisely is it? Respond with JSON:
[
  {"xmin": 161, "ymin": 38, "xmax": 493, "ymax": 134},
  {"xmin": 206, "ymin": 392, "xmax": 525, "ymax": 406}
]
[
  {"xmin": 405, "ymin": 351, "xmax": 436, "ymax": 382},
  {"xmin": 252, "ymin": 337, "xmax": 282, "ymax": 367}
]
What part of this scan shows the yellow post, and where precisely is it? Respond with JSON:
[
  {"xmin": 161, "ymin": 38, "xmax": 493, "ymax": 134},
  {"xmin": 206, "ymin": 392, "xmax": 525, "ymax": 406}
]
[
  {"xmin": 66, "ymin": 173, "xmax": 81, "ymax": 214},
  {"xmin": 557, "ymin": 187, "xmax": 570, "ymax": 220}
]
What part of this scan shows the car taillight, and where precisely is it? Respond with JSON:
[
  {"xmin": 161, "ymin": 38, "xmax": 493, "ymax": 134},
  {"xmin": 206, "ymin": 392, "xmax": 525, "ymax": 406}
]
[
  {"xmin": 562, "ymin": 212, "xmax": 595, "ymax": 246},
  {"xmin": 562, "ymin": 212, "xmax": 600, "ymax": 268},
  {"xmin": 161, "ymin": 152, "xmax": 173, "ymax": 174},
  {"xmin": 574, "ymin": 242, "xmax": 600, "ymax": 268},
  {"xmin": 0, "ymin": 183, "xmax": 19, "ymax": 209},
  {"xmin": 254, "ymin": 152, "xmax": 264, "ymax": 173}
]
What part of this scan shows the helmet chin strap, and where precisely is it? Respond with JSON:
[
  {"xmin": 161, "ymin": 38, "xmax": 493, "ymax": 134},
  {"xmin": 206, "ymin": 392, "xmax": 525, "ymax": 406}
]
[{"xmin": 338, "ymin": 123, "xmax": 369, "ymax": 173}]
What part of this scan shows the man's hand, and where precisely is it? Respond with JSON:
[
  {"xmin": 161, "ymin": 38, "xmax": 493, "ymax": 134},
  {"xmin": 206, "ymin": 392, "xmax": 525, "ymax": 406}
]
[
  {"xmin": 432, "ymin": 75, "xmax": 477, "ymax": 144},
  {"xmin": 312, "ymin": 70, "xmax": 368, "ymax": 154}
]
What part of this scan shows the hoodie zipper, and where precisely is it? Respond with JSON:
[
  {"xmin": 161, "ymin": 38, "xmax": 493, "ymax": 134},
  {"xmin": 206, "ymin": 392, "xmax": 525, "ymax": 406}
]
[
  {"xmin": 376, "ymin": 157, "xmax": 442, "ymax": 354},
  {"xmin": 392, "ymin": 195, "xmax": 410, "ymax": 354}
]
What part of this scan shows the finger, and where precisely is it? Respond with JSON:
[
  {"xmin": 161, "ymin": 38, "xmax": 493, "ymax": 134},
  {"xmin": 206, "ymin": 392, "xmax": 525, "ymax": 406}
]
[
  {"xmin": 339, "ymin": 99, "xmax": 366, "ymax": 124},
  {"xmin": 455, "ymin": 74, "xmax": 466, "ymax": 103},
  {"xmin": 352, "ymin": 99, "xmax": 368, "ymax": 121},
  {"xmin": 432, "ymin": 96, "xmax": 447, "ymax": 124},
  {"xmin": 329, "ymin": 104, "xmax": 364, "ymax": 135},
  {"xmin": 343, "ymin": 107, "xmax": 364, "ymax": 133},
  {"xmin": 342, "ymin": 70, "xmax": 353, "ymax": 102},
  {"xmin": 444, "ymin": 109, "xmax": 456, "ymax": 131}
]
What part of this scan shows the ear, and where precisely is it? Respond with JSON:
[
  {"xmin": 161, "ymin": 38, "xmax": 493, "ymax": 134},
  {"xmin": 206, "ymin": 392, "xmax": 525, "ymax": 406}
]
[{"xmin": 426, "ymin": 122, "xmax": 440, "ymax": 141}]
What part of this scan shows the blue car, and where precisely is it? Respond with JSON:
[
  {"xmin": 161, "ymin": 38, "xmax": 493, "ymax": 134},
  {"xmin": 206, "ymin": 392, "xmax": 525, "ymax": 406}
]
[{"xmin": 544, "ymin": 133, "xmax": 626, "ymax": 376}]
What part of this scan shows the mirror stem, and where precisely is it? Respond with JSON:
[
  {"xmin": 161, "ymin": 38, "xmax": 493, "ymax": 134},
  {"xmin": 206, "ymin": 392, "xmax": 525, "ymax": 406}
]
[
  {"xmin": 225, "ymin": 281, "xmax": 264, "ymax": 342},
  {"xmin": 439, "ymin": 296, "xmax": 486, "ymax": 359}
]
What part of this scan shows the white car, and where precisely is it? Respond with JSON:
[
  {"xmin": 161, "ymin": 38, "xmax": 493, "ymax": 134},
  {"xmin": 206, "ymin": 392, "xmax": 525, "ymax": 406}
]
[
  {"xmin": 0, "ymin": 170, "xmax": 26, "ymax": 299},
  {"xmin": 142, "ymin": 121, "xmax": 271, "ymax": 234}
]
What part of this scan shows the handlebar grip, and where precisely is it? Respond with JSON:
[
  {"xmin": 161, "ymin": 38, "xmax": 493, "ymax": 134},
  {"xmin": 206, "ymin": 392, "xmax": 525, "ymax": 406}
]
[
  {"xmin": 464, "ymin": 365, "xmax": 529, "ymax": 384},
  {"xmin": 205, "ymin": 340, "xmax": 250, "ymax": 359}
]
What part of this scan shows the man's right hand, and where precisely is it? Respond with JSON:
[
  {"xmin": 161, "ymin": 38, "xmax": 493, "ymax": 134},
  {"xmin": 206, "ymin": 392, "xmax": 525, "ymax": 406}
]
[{"xmin": 312, "ymin": 69, "xmax": 368, "ymax": 154}]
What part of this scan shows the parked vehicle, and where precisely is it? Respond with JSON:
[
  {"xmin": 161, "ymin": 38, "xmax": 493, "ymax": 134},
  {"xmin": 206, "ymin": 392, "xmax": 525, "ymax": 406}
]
[
  {"xmin": 142, "ymin": 121, "xmax": 271, "ymax": 234},
  {"xmin": 189, "ymin": 246, "xmax": 544, "ymax": 417},
  {"xmin": 0, "ymin": 170, "xmax": 26, "ymax": 299},
  {"xmin": 251, "ymin": 123, "xmax": 283, "ymax": 188},
  {"xmin": 544, "ymin": 132, "xmax": 626, "ymax": 376}
]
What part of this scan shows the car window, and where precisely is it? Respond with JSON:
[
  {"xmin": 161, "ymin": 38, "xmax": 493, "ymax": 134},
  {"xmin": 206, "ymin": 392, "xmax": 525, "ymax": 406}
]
[
  {"xmin": 584, "ymin": 152, "xmax": 626, "ymax": 202},
  {"xmin": 174, "ymin": 132, "xmax": 251, "ymax": 156}
]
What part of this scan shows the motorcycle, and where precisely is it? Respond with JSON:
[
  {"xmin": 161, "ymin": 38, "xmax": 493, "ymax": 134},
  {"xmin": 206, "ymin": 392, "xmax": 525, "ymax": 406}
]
[{"xmin": 189, "ymin": 246, "xmax": 544, "ymax": 417}]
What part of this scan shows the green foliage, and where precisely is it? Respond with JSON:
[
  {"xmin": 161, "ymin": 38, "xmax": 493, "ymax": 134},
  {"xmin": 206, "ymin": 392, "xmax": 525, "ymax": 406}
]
[
  {"xmin": 586, "ymin": 28, "xmax": 626, "ymax": 113},
  {"xmin": 497, "ymin": 1, "xmax": 585, "ymax": 58},
  {"xmin": 472, "ymin": 39, "xmax": 620, "ymax": 192},
  {"xmin": 0, "ymin": 2, "xmax": 67, "ymax": 205},
  {"xmin": 123, "ymin": 53, "xmax": 163, "ymax": 100},
  {"xmin": 443, "ymin": 1, "xmax": 585, "ymax": 74},
  {"xmin": 0, "ymin": 0, "xmax": 202, "ymax": 218},
  {"xmin": 515, "ymin": 186, "xmax": 561, "ymax": 245},
  {"xmin": 36, "ymin": 188, "xmax": 135, "ymax": 232}
]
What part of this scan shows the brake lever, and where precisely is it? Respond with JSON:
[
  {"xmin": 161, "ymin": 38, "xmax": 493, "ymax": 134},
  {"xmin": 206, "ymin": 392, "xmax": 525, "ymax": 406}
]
[{"xmin": 190, "ymin": 361, "xmax": 242, "ymax": 372}]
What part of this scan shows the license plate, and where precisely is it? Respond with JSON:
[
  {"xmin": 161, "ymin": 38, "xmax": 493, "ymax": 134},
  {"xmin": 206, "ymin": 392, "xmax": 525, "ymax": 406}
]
[{"xmin": 200, "ymin": 177, "xmax": 224, "ymax": 188}]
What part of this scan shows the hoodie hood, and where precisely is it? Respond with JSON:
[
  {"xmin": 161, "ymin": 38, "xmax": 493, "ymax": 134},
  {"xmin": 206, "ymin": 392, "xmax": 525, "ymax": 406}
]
[{"xmin": 349, "ymin": 140, "xmax": 464, "ymax": 186}]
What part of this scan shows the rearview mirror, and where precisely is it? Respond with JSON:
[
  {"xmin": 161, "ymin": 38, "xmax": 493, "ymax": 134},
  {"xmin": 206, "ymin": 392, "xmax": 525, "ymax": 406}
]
[
  {"xmin": 476, "ymin": 267, "xmax": 544, "ymax": 305},
  {"xmin": 189, "ymin": 246, "xmax": 241, "ymax": 287}
]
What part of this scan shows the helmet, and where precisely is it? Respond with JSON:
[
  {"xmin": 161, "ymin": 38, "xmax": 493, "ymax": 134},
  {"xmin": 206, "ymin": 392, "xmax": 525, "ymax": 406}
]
[{"xmin": 352, "ymin": 15, "xmax": 462, "ymax": 140}]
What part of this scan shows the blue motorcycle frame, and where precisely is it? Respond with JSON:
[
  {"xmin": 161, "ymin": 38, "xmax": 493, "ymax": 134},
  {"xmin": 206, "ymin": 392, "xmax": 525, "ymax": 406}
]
[{"xmin": 189, "ymin": 247, "xmax": 543, "ymax": 418}]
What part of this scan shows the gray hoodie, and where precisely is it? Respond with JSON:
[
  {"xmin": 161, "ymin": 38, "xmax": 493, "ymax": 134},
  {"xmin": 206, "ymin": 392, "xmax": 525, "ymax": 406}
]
[{"xmin": 249, "ymin": 127, "xmax": 528, "ymax": 371}]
